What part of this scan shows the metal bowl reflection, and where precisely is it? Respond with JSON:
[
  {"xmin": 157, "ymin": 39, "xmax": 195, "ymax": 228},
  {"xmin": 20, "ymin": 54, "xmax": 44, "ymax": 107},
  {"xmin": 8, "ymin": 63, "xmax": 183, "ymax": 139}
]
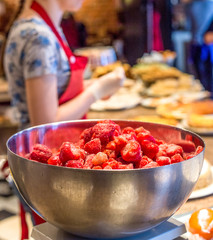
[{"xmin": 7, "ymin": 120, "xmax": 205, "ymax": 239}]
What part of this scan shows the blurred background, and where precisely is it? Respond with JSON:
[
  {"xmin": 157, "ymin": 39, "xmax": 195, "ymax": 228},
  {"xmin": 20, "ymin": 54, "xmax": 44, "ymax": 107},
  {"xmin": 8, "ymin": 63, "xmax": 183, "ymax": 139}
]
[{"xmin": 0, "ymin": 0, "xmax": 213, "ymax": 239}]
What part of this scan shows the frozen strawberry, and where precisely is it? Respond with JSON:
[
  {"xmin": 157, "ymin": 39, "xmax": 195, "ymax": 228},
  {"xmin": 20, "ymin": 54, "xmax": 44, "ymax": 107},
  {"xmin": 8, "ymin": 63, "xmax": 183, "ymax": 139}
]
[
  {"xmin": 106, "ymin": 141, "xmax": 116, "ymax": 150},
  {"xmin": 75, "ymin": 139, "xmax": 85, "ymax": 148},
  {"xmin": 118, "ymin": 163, "xmax": 134, "ymax": 169},
  {"xmin": 98, "ymin": 120, "xmax": 121, "ymax": 134},
  {"xmin": 84, "ymin": 138, "xmax": 101, "ymax": 154},
  {"xmin": 135, "ymin": 127, "xmax": 148, "ymax": 135},
  {"xmin": 80, "ymin": 127, "xmax": 93, "ymax": 143},
  {"xmin": 121, "ymin": 140, "xmax": 142, "ymax": 162},
  {"xmin": 104, "ymin": 149, "xmax": 117, "ymax": 159},
  {"xmin": 65, "ymin": 159, "xmax": 84, "ymax": 168},
  {"xmin": 137, "ymin": 131, "xmax": 155, "ymax": 144},
  {"xmin": 102, "ymin": 158, "xmax": 119, "ymax": 169},
  {"xmin": 116, "ymin": 157, "xmax": 127, "ymax": 165},
  {"xmin": 48, "ymin": 155, "xmax": 63, "ymax": 166},
  {"xmin": 30, "ymin": 144, "xmax": 52, "ymax": 163},
  {"xmin": 103, "ymin": 165, "xmax": 112, "ymax": 170},
  {"xmin": 156, "ymin": 144, "xmax": 168, "ymax": 158},
  {"xmin": 156, "ymin": 156, "xmax": 171, "ymax": 166},
  {"xmin": 156, "ymin": 150, "xmax": 167, "ymax": 158},
  {"xmin": 92, "ymin": 166, "xmax": 103, "ymax": 170},
  {"xmin": 142, "ymin": 162, "xmax": 159, "ymax": 169},
  {"xmin": 137, "ymin": 156, "xmax": 152, "ymax": 168},
  {"xmin": 195, "ymin": 146, "xmax": 203, "ymax": 155},
  {"xmin": 171, "ymin": 154, "xmax": 184, "ymax": 163},
  {"xmin": 185, "ymin": 154, "xmax": 196, "ymax": 160},
  {"xmin": 84, "ymin": 154, "xmax": 95, "ymax": 169},
  {"xmin": 158, "ymin": 144, "xmax": 168, "ymax": 152},
  {"xmin": 92, "ymin": 152, "xmax": 108, "ymax": 166},
  {"xmin": 122, "ymin": 127, "xmax": 136, "ymax": 138},
  {"xmin": 155, "ymin": 139, "xmax": 165, "ymax": 145},
  {"xmin": 79, "ymin": 149, "xmax": 86, "ymax": 160},
  {"xmin": 114, "ymin": 135, "xmax": 128, "ymax": 151},
  {"xmin": 123, "ymin": 133, "xmax": 137, "ymax": 141},
  {"xmin": 166, "ymin": 144, "xmax": 183, "ymax": 158},
  {"xmin": 59, "ymin": 142, "xmax": 81, "ymax": 163},
  {"xmin": 140, "ymin": 140, "xmax": 159, "ymax": 159},
  {"xmin": 92, "ymin": 121, "xmax": 120, "ymax": 144}
]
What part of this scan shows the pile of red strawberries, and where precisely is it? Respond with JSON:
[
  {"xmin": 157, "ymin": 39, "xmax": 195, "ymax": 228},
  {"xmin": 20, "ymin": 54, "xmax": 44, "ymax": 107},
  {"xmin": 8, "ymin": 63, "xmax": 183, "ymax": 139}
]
[{"xmin": 27, "ymin": 120, "xmax": 203, "ymax": 170}]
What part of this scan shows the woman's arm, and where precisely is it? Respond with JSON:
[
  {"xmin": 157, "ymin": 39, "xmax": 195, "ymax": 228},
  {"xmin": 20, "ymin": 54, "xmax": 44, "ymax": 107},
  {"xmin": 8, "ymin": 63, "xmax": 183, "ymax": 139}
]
[
  {"xmin": 26, "ymin": 67, "xmax": 125, "ymax": 126},
  {"xmin": 26, "ymin": 74, "xmax": 95, "ymax": 125}
]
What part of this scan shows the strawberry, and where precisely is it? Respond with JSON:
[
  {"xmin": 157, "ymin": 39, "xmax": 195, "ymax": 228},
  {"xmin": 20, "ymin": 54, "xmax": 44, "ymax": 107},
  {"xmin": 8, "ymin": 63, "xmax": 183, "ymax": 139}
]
[{"xmin": 29, "ymin": 144, "xmax": 52, "ymax": 163}]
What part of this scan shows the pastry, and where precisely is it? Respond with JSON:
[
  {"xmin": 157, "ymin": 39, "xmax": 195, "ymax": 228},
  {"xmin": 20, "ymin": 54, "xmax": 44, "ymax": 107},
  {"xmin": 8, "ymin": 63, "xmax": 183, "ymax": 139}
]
[
  {"xmin": 157, "ymin": 100, "xmax": 213, "ymax": 120},
  {"xmin": 188, "ymin": 114, "xmax": 213, "ymax": 129},
  {"xmin": 130, "ymin": 115, "xmax": 178, "ymax": 126}
]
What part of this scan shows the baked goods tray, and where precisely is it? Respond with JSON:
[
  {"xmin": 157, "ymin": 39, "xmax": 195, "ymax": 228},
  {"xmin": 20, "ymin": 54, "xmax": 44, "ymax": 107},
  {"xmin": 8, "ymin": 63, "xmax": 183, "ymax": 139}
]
[{"xmin": 180, "ymin": 119, "xmax": 213, "ymax": 136}]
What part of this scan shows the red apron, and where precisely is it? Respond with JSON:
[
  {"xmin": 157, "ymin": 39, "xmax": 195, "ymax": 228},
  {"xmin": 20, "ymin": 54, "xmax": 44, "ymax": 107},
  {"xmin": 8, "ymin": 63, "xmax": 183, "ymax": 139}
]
[{"xmin": 31, "ymin": 1, "xmax": 88, "ymax": 105}]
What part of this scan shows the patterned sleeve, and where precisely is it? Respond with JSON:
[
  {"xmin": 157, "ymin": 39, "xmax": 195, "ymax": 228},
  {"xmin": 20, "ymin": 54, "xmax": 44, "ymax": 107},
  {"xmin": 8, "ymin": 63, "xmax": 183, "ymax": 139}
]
[{"xmin": 21, "ymin": 27, "xmax": 59, "ymax": 79}]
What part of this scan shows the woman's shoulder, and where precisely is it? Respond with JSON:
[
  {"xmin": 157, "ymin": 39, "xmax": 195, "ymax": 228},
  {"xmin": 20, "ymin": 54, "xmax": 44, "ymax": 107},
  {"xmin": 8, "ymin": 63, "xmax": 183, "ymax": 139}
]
[
  {"xmin": 6, "ymin": 17, "xmax": 59, "ymax": 54},
  {"xmin": 9, "ymin": 17, "xmax": 55, "ymax": 41}
]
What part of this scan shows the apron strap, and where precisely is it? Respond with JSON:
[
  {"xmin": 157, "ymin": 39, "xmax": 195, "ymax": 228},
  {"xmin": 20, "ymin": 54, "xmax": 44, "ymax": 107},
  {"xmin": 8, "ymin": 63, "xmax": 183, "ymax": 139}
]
[
  {"xmin": 31, "ymin": 1, "xmax": 73, "ymax": 61},
  {"xmin": 30, "ymin": 1, "xmax": 88, "ymax": 108}
]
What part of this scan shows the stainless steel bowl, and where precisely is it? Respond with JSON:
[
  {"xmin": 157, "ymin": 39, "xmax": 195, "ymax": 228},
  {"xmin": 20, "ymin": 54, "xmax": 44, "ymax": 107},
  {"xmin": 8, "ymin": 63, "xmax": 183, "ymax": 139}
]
[{"xmin": 7, "ymin": 120, "xmax": 205, "ymax": 239}]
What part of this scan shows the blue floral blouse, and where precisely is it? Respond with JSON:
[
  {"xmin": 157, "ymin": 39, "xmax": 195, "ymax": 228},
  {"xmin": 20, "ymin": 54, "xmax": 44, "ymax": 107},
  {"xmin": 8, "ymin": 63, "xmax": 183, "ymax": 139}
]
[{"xmin": 4, "ymin": 17, "xmax": 70, "ymax": 128}]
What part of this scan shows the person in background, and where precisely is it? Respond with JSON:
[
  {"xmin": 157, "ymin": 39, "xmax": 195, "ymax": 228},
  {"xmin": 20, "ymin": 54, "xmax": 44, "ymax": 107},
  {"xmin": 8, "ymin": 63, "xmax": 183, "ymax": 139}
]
[
  {"xmin": 3, "ymin": 0, "xmax": 125, "ymax": 130},
  {"xmin": 1, "ymin": 0, "xmax": 125, "ymax": 239},
  {"xmin": 183, "ymin": 0, "xmax": 213, "ymax": 93}
]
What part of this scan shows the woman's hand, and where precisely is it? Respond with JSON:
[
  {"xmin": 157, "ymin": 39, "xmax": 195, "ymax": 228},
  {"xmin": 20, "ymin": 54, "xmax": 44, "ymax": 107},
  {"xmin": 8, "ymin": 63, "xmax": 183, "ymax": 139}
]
[{"xmin": 87, "ymin": 67, "xmax": 126, "ymax": 100}]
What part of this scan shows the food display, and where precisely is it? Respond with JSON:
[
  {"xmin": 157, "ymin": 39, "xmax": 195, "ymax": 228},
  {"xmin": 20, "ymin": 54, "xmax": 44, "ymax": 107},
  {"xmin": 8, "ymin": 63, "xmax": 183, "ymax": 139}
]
[
  {"xmin": 188, "ymin": 114, "xmax": 213, "ymax": 129},
  {"xmin": 130, "ymin": 115, "xmax": 178, "ymax": 126},
  {"xmin": 187, "ymin": 208, "xmax": 213, "ymax": 240},
  {"xmin": 131, "ymin": 63, "xmax": 182, "ymax": 83},
  {"xmin": 88, "ymin": 52, "xmax": 208, "ymax": 117},
  {"xmin": 90, "ymin": 92, "xmax": 142, "ymax": 111},
  {"xmin": 145, "ymin": 75, "xmax": 203, "ymax": 97},
  {"xmin": 181, "ymin": 114, "xmax": 213, "ymax": 136},
  {"xmin": 91, "ymin": 61, "xmax": 132, "ymax": 79},
  {"xmin": 26, "ymin": 120, "xmax": 203, "ymax": 170},
  {"xmin": 193, "ymin": 159, "xmax": 213, "ymax": 191},
  {"xmin": 141, "ymin": 96, "xmax": 176, "ymax": 108},
  {"xmin": 90, "ymin": 79, "xmax": 143, "ymax": 111},
  {"xmin": 173, "ymin": 91, "xmax": 210, "ymax": 104},
  {"xmin": 137, "ymin": 50, "xmax": 176, "ymax": 65},
  {"xmin": 156, "ymin": 100, "xmax": 213, "ymax": 120},
  {"xmin": 160, "ymin": 50, "xmax": 177, "ymax": 63}
]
